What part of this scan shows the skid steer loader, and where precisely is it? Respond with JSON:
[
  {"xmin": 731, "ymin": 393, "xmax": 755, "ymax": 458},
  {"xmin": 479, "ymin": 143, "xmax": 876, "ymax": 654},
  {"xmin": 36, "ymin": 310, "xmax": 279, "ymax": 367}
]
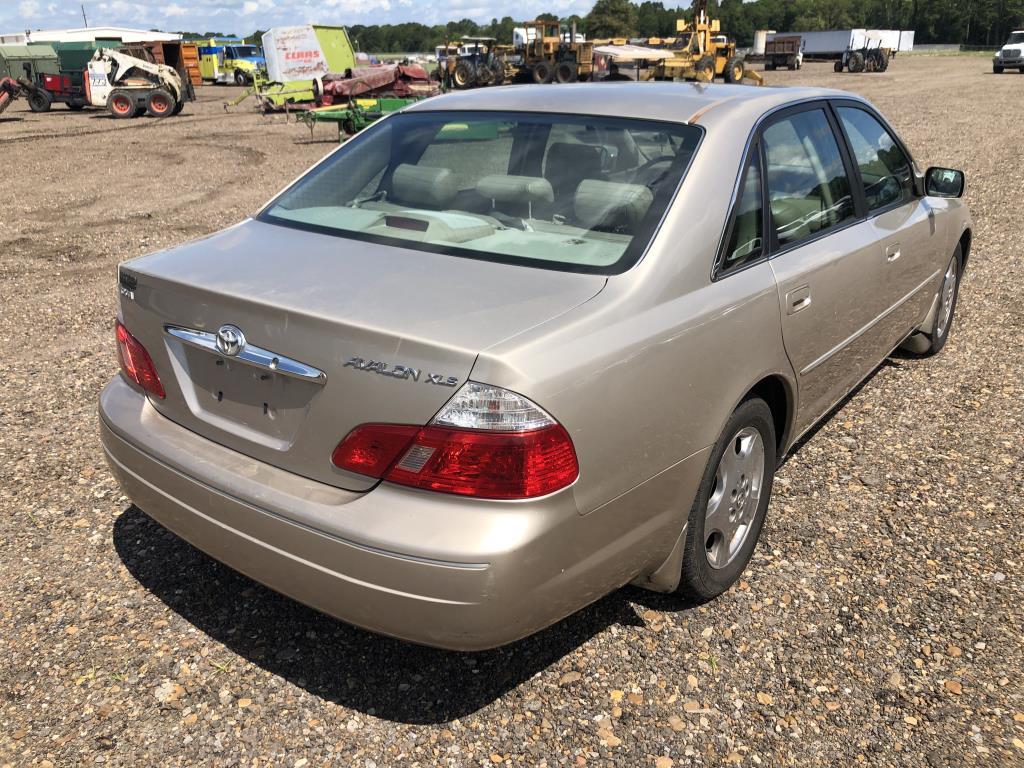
[{"xmin": 85, "ymin": 48, "xmax": 194, "ymax": 119}]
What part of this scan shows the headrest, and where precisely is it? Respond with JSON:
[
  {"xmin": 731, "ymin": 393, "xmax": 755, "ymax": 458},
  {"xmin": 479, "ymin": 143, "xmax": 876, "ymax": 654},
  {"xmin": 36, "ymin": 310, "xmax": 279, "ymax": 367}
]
[
  {"xmin": 476, "ymin": 175, "xmax": 554, "ymax": 204},
  {"xmin": 574, "ymin": 180, "xmax": 653, "ymax": 230},
  {"xmin": 391, "ymin": 164, "xmax": 458, "ymax": 209}
]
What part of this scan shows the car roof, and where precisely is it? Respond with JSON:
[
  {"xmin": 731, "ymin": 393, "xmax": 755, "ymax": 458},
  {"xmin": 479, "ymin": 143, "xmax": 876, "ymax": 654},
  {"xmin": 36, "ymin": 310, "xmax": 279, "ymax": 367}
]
[{"xmin": 404, "ymin": 82, "xmax": 861, "ymax": 126}]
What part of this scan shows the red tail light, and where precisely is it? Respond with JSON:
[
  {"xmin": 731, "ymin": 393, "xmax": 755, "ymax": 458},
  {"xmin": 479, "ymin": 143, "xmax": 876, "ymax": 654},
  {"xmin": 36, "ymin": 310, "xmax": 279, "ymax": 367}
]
[
  {"xmin": 333, "ymin": 383, "xmax": 579, "ymax": 499},
  {"xmin": 332, "ymin": 423, "xmax": 579, "ymax": 500},
  {"xmin": 115, "ymin": 320, "xmax": 165, "ymax": 399}
]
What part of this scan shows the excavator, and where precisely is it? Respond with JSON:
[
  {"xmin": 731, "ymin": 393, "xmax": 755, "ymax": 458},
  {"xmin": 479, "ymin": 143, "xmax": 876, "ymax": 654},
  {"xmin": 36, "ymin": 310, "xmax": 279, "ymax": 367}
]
[{"xmin": 85, "ymin": 48, "xmax": 194, "ymax": 118}]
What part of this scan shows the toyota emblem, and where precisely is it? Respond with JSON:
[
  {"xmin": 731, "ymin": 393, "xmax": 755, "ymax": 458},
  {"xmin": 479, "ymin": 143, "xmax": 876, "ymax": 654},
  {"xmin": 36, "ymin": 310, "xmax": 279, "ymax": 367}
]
[{"xmin": 215, "ymin": 324, "xmax": 245, "ymax": 357}]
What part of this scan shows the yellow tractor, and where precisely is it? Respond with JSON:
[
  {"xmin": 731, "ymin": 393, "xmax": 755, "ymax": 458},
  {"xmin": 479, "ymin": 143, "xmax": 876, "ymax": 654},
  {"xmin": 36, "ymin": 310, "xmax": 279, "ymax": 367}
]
[
  {"xmin": 651, "ymin": 0, "xmax": 750, "ymax": 84},
  {"xmin": 518, "ymin": 20, "xmax": 594, "ymax": 84}
]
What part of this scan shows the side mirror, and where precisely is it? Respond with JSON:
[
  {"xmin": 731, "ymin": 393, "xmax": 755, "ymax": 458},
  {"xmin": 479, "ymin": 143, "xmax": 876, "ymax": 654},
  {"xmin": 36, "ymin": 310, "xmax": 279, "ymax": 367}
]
[{"xmin": 925, "ymin": 167, "xmax": 965, "ymax": 198}]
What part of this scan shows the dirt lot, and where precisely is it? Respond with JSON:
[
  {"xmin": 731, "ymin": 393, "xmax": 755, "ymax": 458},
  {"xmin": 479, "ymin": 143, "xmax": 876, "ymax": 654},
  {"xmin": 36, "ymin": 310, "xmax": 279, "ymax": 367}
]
[{"xmin": 1, "ymin": 55, "xmax": 1022, "ymax": 767}]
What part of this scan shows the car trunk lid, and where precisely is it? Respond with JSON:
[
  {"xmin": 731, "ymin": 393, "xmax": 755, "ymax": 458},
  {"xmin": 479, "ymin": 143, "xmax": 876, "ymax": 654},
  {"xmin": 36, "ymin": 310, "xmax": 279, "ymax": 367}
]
[{"xmin": 117, "ymin": 219, "xmax": 605, "ymax": 490}]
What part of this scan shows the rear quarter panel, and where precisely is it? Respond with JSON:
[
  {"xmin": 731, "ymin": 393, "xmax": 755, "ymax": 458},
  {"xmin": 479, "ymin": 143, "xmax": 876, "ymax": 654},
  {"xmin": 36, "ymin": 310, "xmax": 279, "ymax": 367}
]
[{"xmin": 473, "ymin": 133, "xmax": 796, "ymax": 517}]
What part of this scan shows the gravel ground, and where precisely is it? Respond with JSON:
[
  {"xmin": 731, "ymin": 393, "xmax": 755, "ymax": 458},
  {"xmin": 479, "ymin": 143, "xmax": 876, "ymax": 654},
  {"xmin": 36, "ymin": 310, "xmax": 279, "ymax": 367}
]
[{"xmin": 1, "ymin": 56, "xmax": 1022, "ymax": 767}]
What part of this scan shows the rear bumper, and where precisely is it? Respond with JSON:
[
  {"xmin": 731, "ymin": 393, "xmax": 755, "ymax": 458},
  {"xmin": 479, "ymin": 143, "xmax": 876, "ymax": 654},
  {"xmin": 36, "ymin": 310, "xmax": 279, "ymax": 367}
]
[{"xmin": 99, "ymin": 376, "xmax": 695, "ymax": 650}]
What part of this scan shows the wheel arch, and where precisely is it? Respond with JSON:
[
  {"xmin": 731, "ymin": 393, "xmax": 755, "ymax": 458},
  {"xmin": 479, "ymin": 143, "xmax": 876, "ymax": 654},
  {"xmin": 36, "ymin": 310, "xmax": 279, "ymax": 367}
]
[
  {"xmin": 742, "ymin": 373, "xmax": 795, "ymax": 460},
  {"xmin": 958, "ymin": 227, "xmax": 972, "ymax": 273}
]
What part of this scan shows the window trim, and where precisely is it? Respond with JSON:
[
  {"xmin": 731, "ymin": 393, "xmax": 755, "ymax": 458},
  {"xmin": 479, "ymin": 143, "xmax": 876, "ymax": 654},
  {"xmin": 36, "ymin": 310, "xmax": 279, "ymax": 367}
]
[
  {"xmin": 758, "ymin": 102, "xmax": 865, "ymax": 257},
  {"xmin": 829, "ymin": 99, "xmax": 919, "ymax": 220},
  {"xmin": 712, "ymin": 137, "xmax": 769, "ymax": 281}
]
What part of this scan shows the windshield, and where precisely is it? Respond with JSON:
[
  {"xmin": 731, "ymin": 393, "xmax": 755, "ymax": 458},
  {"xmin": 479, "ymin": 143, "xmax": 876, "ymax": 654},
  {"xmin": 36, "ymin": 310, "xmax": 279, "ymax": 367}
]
[
  {"xmin": 1007, "ymin": 32, "xmax": 1024, "ymax": 45},
  {"xmin": 260, "ymin": 111, "xmax": 702, "ymax": 274},
  {"xmin": 230, "ymin": 45, "xmax": 261, "ymax": 57}
]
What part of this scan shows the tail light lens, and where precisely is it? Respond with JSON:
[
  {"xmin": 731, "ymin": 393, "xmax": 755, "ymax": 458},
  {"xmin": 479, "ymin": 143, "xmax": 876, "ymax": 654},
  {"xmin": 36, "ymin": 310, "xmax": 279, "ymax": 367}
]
[
  {"xmin": 115, "ymin": 320, "xmax": 165, "ymax": 399},
  {"xmin": 331, "ymin": 383, "xmax": 579, "ymax": 500}
]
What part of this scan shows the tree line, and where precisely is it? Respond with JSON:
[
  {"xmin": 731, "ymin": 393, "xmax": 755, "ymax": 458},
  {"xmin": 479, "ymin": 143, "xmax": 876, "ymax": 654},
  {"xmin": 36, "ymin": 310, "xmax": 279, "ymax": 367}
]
[{"xmin": 179, "ymin": 0, "xmax": 1024, "ymax": 53}]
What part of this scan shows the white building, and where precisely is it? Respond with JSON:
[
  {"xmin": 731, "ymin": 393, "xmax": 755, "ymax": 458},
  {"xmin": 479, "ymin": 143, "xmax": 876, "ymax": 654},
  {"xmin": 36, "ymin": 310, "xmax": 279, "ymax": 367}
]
[{"xmin": 1, "ymin": 27, "xmax": 182, "ymax": 45}]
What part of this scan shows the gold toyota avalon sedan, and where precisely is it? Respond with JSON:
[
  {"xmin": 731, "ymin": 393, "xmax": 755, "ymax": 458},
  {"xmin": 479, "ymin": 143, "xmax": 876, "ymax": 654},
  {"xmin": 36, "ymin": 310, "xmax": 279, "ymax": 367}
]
[{"xmin": 100, "ymin": 83, "xmax": 972, "ymax": 650}]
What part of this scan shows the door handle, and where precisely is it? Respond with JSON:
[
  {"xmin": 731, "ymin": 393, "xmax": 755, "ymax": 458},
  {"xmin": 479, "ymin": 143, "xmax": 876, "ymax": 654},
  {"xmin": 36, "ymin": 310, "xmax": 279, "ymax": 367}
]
[
  {"xmin": 886, "ymin": 243, "xmax": 902, "ymax": 263},
  {"xmin": 786, "ymin": 285, "xmax": 811, "ymax": 315}
]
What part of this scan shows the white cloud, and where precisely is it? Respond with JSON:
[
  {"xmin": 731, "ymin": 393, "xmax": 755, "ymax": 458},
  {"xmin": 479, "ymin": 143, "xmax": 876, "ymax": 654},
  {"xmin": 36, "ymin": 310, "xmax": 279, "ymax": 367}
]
[{"xmin": 19, "ymin": 0, "xmax": 41, "ymax": 18}]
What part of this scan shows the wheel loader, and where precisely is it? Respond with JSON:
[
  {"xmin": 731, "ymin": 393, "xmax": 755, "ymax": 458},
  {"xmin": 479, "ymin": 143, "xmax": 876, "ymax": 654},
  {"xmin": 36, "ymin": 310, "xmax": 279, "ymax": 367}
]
[
  {"xmin": 650, "ymin": 0, "xmax": 751, "ymax": 84},
  {"xmin": 85, "ymin": 48, "xmax": 194, "ymax": 119}
]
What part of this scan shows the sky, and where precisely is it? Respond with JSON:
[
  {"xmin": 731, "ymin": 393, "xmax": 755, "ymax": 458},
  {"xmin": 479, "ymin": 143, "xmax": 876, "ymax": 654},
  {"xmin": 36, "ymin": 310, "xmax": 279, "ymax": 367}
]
[{"xmin": 2, "ymin": 0, "xmax": 605, "ymax": 34}]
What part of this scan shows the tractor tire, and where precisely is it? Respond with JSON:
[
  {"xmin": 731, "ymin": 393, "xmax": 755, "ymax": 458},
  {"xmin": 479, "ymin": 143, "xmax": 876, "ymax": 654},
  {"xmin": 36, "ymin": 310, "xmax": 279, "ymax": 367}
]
[
  {"xmin": 172, "ymin": 99, "xmax": 185, "ymax": 115},
  {"xmin": 694, "ymin": 55, "xmax": 715, "ymax": 82},
  {"xmin": 146, "ymin": 88, "xmax": 175, "ymax": 118},
  {"xmin": 865, "ymin": 56, "xmax": 877, "ymax": 73},
  {"xmin": 489, "ymin": 60, "xmax": 505, "ymax": 86},
  {"xmin": 834, "ymin": 60, "xmax": 844, "ymax": 72},
  {"xmin": 453, "ymin": 60, "xmax": 474, "ymax": 89},
  {"xmin": 27, "ymin": 89, "xmax": 52, "ymax": 113},
  {"xmin": 724, "ymin": 55, "xmax": 745, "ymax": 84},
  {"xmin": 532, "ymin": 61, "xmax": 553, "ymax": 84},
  {"xmin": 234, "ymin": 69, "xmax": 247, "ymax": 86},
  {"xmin": 555, "ymin": 61, "xmax": 577, "ymax": 83},
  {"xmin": 848, "ymin": 51, "xmax": 865, "ymax": 73},
  {"xmin": 107, "ymin": 89, "xmax": 135, "ymax": 119},
  {"xmin": 787, "ymin": 55, "xmax": 797, "ymax": 70}
]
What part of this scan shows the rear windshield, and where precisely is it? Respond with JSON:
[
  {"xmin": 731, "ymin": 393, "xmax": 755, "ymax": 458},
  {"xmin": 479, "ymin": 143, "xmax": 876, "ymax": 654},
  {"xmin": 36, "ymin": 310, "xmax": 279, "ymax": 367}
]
[{"xmin": 260, "ymin": 111, "xmax": 702, "ymax": 274}]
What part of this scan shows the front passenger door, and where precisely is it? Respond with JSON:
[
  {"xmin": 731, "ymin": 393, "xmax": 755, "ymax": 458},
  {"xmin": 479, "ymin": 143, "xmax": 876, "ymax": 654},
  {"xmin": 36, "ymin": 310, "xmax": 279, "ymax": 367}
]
[{"xmin": 763, "ymin": 106, "xmax": 890, "ymax": 435}]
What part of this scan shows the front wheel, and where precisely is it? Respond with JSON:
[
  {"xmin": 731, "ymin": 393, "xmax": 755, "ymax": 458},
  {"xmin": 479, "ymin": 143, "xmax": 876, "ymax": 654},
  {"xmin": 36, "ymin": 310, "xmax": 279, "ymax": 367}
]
[
  {"xmin": 676, "ymin": 397, "xmax": 776, "ymax": 602},
  {"xmin": 902, "ymin": 245, "xmax": 962, "ymax": 357},
  {"xmin": 724, "ymin": 55, "xmax": 745, "ymax": 83},
  {"xmin": 234, "ymin": 70, "xmax": 247, "ymax": 86},
  {"xmin": 146, "ymin": 88, "xmax": 175, "ymax": 118},
  {"xmin": 993, "ymin": 64, "xmax": 1004, "ymax": 73}
]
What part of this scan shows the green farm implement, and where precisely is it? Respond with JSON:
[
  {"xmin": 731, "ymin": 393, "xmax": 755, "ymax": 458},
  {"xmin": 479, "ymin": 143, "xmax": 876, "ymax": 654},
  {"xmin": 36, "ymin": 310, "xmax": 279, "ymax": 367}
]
[{"xmin": 294, "ymin": 96, "xmax": 418, "ymax": 141}]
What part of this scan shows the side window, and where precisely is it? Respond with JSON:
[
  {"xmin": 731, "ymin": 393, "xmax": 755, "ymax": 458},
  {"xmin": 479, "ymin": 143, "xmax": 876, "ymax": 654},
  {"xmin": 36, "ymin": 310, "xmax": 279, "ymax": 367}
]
[
  {"xmin": 762, "ymin": 109, "xmax": 855, "ymax": 248},
  {"xmin": 836, "ymin": 107, "xmax": 914, "ymax": 211},
  {"xmin": 718, "ymin": 149, "xmax": 764, "ymax": 276}
]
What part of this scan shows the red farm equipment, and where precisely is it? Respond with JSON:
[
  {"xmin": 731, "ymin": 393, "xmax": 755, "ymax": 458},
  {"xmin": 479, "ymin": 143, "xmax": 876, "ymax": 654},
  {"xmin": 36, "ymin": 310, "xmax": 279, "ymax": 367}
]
[{"xmin": 0, "ymin": 76, "xmax": 21, "ymax": 115}]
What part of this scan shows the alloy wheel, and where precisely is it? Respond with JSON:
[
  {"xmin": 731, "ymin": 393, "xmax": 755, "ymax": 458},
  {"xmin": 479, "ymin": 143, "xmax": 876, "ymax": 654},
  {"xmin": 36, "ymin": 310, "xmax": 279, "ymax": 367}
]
[{"xmin": 705, "ymin": 426, "xmax": 765, "ymax": 569}]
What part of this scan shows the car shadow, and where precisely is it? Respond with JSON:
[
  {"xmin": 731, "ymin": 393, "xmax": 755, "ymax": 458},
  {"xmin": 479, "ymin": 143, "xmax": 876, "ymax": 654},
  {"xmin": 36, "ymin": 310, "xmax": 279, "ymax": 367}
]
[{"xmin": 112, "ymin": 505, "xmax": 646, "ymax": 724}]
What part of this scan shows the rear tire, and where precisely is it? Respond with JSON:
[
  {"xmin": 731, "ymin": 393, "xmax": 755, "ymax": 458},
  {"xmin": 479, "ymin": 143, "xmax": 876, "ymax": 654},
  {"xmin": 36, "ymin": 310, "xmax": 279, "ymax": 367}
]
[
  {"xmin": 848, "ymin": 51, "xmax": 865, "ymax": 73},
  {"xmin": 27, "ymin": 90, "xmax": 52, "ymax": 113},
  {"xmin": 554, "ymin": 61, "xmax": 577, "ymax": 83},
  {"xmin": 834, "ymin": 60, "xmax": 844, "ymax": 72},
  {"xmin": 676, "ymin": 398, "xmax": 776, "ymax": 602},
  {"xmin": 532, "ymin": 61, "xmax": 553, "ymax": 84},
  {"xmin": 107, "ymin": 89, "xmax": 135, "ymax": 119},
  {"xmin": 146, "ymin": 88, "xmax": 175, "ymax": 118},
  {"xmin": 453, "ymin": 60, "xmax": 473, "ymax": 89}
]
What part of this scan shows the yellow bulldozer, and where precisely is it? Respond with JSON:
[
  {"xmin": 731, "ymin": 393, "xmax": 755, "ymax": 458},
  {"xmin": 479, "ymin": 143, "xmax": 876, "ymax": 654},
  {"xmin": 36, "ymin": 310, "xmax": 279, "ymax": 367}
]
[{"xmin": 651, "ymin": 0, "xmax": 758, "ymax": 84}]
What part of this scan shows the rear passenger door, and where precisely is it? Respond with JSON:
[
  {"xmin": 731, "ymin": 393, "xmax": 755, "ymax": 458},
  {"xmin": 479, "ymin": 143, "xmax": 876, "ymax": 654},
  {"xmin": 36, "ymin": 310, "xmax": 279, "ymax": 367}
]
[{"xmin": 761, "ymin": 104, "xmax": 889, "ymax": 435}]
